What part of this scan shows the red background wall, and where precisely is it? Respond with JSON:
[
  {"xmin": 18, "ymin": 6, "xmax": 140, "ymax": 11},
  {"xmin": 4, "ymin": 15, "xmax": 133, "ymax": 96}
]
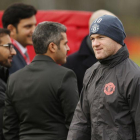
[{"xmin": 0, "ymin": 10, "xmax": 140, "ymax": 65}]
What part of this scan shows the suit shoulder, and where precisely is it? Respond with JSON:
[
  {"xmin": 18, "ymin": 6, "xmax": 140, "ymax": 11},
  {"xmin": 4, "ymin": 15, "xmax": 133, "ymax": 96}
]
[
  {"xmin": 57, "ymin": 64, "xmax": 75, "ymax": 74},
  {"xmin": 52, "ymin": 65, "xmax": 77, "ymax": 83},
  {"xmin": 9, "ymin": 64, "xmax": 27, "ymax": 80}
]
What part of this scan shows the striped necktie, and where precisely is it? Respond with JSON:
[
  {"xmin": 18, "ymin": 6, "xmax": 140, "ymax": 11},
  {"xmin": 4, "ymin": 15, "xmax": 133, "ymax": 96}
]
[{"xmin": 24, "ymin": 51, "xmax": 30, "ymax": 64}]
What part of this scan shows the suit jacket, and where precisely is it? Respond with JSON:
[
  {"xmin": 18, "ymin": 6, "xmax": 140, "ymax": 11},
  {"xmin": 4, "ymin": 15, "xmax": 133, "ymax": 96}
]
[
  {"xmin": 9, "ymin": 45, "xmax": 27, "ymax": 74},
  {"xmin": 63, "ymin": 35, "xmax": 97, "ymax": 93},
  {"xmin": 0, "ymin": 65, "xmax": 9, "ymax": 140},
  {"xmin": 3, "ymin": 55, "xmax": 79, "ymax": 140}
]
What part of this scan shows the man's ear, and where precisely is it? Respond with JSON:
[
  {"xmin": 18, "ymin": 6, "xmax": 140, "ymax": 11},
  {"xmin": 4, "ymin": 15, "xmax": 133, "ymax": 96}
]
[
  {"xmin": 7, "ymin": 24, "xmax": 17, "ymax": 37},
  {"xmin": 48, "ymin": 42, "xmax": 57, "ymax": 53}
]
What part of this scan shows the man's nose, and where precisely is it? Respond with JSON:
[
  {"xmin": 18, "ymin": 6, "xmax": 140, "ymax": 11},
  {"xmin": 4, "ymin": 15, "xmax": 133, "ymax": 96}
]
[
  {"xmin": 11, "ymin": 48, "xmax": 17, "ymax": 56},
  {"xmin": 92, "ymin": 39, "xmax": 100, "ymax": 48},
  {"xmin": 67, "ymin": 45, "xmax": 70, "ymax": 51}
]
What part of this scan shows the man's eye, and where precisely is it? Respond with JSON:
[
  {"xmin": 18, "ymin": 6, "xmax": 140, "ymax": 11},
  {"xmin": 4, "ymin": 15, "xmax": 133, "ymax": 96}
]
[
  {"xmin": 90, "ymin": 38, "xmax": 94, "ymax": 41},
  {"xmin": 25, "ymin": 25, "xmax": 31, "ymax": 28}
]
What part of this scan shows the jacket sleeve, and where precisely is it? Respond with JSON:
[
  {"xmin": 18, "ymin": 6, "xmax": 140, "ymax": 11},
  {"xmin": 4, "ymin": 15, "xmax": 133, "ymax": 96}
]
[
  {"xmin": 0, "ymin": 79, "xmax": 6, "ymax": 140},
  {"xmin": 58, "ymin": 70, "xmax": 79, "ymax": 129},
  {"xmin": 3, "ymin": 80, "xmax": 19, "ymax": 140},
  {"xmin": 128, "ymin": 76, "xmax": 140, "ymax": 140},
  {"xmin": 67, "ymin": 86, "xmax": 91, "ymax": 140}
]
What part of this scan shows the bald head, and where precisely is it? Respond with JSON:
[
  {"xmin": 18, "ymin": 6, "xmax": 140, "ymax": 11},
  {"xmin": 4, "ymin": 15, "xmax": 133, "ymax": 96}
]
[{"xmin": 89, "ymin": 9, "xmax": 116, "ymax": 27}]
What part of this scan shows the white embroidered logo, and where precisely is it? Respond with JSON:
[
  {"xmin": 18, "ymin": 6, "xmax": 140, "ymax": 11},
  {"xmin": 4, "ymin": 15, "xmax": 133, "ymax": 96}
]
[{"xmin": 91, "ymin": 24, "xmax": 99, "ymax": 33}]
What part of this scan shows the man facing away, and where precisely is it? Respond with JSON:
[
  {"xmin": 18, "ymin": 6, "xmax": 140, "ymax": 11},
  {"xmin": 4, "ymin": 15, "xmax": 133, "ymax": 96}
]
[
  {"xmin": 3, "ymin": 22, "xmax": 79, "ymax": 140},
  {"xmin": 0, "ymin": 28, "xmax": 16, "ymax": 140},
  {"xmin": 2, "ymin": 3, "xmax": 37, "ymax": 74},
  {"xmin": 63, "ymin": 9, "xmax": 115, "ymax": 94},
  {"xmin": 67, "ymin": 15, "xmax": 140, "ymax": 140}
]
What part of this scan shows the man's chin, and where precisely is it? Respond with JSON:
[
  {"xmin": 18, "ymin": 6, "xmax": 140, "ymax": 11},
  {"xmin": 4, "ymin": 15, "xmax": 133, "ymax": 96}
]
[
  {"xmin": 25, "ymin": 39, "xmax": 33, "ymax": 46},
  {"xmin": 26, "ymin": 42, "xmax": 33, "ymax": 46},
  {"xmin": 60, "ymin": 60, "xmax": 67, "ymax": 65},
  {"xmin": 2, "ymin": 63, "xmax": 12, "ymax": 68}
]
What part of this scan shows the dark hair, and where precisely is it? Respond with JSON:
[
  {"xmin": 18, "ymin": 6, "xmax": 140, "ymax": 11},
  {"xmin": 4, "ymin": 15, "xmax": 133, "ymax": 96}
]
[
  {"xmin": 0, "ymin": 28, "xmax": 10, "ymax": 43},
  {"xmin": 32, "ymin": 21, "xmax": 67, "ymax": 54},
  {"xmin": 2, "ymin": 3, "xmax": 37, "ymax": 28},
  {"xmin": 0, "ymin": 28, "xmax": 10, "ymax": 36}
]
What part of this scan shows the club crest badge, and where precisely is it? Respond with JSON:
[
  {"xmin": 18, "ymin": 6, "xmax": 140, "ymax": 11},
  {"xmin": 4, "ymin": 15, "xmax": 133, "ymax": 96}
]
[
  {"xmin": 104, "ymin": 82, "xmax": 115, "ymax": 95},
  {"xmin": 90, "ymin": 24, "xmax": 99, "ymax": 33}
]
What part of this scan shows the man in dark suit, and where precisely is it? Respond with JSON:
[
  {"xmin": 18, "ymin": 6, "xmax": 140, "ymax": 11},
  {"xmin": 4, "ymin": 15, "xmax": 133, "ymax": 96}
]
[
  {"xmin": 63, "ymin": 10, "xmax": 115, "ymax": 93},
  {"xmin": 2, "ymin": 3, "xmax": 37, "ymax": 74},
  {"xmin": 0, "ymin": 28, "xmax": 16, "ymax": 140},
  {"xmin": 3, "ymin": 22, "xmax": 79, "ymax": 140}
]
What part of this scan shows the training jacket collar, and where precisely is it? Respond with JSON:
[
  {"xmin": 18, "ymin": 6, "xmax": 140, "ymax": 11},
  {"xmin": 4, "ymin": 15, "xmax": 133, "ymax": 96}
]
[{"xmin": 99, "ymin": 45, "xmax": 129, "ymax": 68}]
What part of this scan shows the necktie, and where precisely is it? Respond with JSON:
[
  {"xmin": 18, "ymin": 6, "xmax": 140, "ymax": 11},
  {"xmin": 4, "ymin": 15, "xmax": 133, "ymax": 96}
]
[{"xmin": 24, "ymin": 51, "xmax": 30, "ymax": 64}]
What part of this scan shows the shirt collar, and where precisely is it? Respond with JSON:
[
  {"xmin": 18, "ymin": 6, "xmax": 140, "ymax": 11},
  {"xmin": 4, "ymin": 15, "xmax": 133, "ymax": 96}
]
[{"xmin": 15, "ymin": 40, "xmax": 27, "ymax": 54}]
